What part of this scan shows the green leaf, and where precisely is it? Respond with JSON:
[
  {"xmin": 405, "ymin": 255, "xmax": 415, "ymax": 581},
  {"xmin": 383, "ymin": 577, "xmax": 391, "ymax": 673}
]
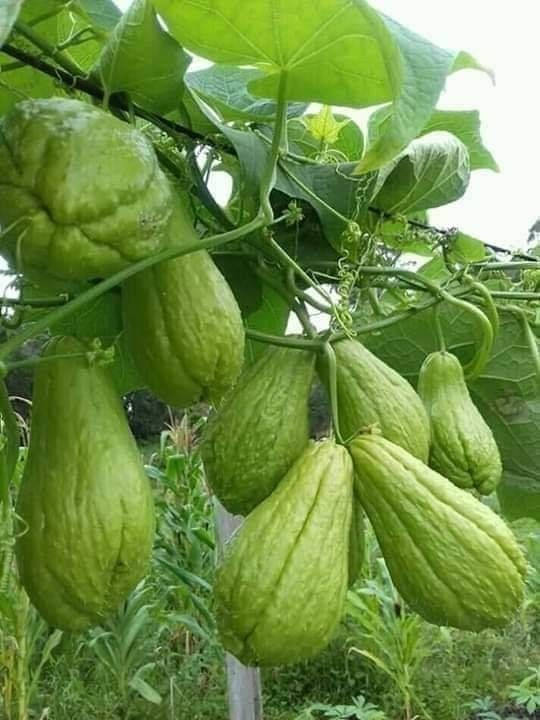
[
  {"xmin": 51, "ymin": 290, "xmax": 123, "ymax": 342},
  {"xmin": 213, "ymin": 255, "xmax": 262, "ymax": 317},
  {"xmin": 288, "ymin": 113, "xmax": 364, "ymax": 161},
  {"xmin": 0, "ymin": 0, "xmax": 108, "ymax": 112},
  {"xmin": 369, "ymin": 105, "xmax": 499, "ymax": 172},
  {"xmin": 108, "ymin": 333, "xmax": 146, "ymax": 396},
  {"xmin": 129, "ymin": 675, "xmax": 162, "ymax": 705},
  {"xmin": 356, "ymin": 15, "xmax": 487, "ymax": 172},
  {"xmin": 498, "ymin": 474, "xmax": 540, "ymax": 524},
  {"xmin": 304, "ymin": 106, "xmax": 351, "ymax": 145},
  {"xmin": 245, "ymin": 285, "xmax": 290, "ymax": 364},
  {"xmin": 0, "ymin": 0, "xmax": 23, "ymax": 46},
  {"xmin": 153, "ymin": 0, "xmax": 396, "ymax": 108},
  {"xmin": 74, "ymin": 0, "xmax": 121, "ymax": 32},
  {"xmin": 185, "ymin": 64, "xmax": 306, "ymax": 122},
  {"xmin": 373, "ymin": 131, "xmax": 470, "ymax": 214},
  {"xmin": 363, "ymin": 305, "xmax": 540, "ymax": 518},
  {"xmin": 92, "ymin": 0, "xmax": 190, "ymax": 114},
  {"xmin": 219, "ymin": 123, "xmax": 377, "ymax": 250},
  {"xmin": 448, "ymin": 231, "xmax": 487, "ymax": 263}
]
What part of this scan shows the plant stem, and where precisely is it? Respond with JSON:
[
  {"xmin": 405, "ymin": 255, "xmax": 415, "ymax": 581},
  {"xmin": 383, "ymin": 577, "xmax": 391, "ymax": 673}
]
[
  {"xmin": 259, "ymin": 72, "xmax": 289, "ymax": 222},
  {"xmin": 323, "ymin": 342, "xmax": 344, "ymax": 444},
  {"xmin": 0, "ymin": 216, "xmax": 268, "ymax": 362},
  {"xmin": 13, "ymin": 20, "xmax": 84, "ymax": 77},
  {"xmin": 266, "ymin": 237, "xmax": 333, "ymax": 306},
  {"xmin": 245, "ymin": 329, "xmax": 321, "ymax": 350}
]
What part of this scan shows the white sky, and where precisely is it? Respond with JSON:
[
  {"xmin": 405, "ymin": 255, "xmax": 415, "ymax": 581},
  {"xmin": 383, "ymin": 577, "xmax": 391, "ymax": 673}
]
[{"xmin": 118, "ymin": 0, "xmax": 539, "ymax": 251}]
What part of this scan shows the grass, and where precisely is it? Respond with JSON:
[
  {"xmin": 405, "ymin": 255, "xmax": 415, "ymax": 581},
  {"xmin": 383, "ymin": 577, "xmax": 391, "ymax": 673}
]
[{"xmin": 1, "ymin": 416, "xmax": 540, "ymax": 719}]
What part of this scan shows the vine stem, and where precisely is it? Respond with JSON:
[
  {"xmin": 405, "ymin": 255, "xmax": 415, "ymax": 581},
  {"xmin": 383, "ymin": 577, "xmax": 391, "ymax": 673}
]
[
  {"xmin": 0, "ymin": 215, "xmax": 270, "ymax": 362},
  {"xmin": 278, "ymin": 161, "xmax": 351, "ymax": 224},
  {"xmin": 246, "ymin": 329, "xmax": 321, "ymax": 350},
  {"xmin": 13, "ymin": 20, "xmax": 85, "ymax": 77},
  {"xmin": 259, "ymin": 71, "xmax": 289, "ymax": 222},
  {"xmin": 503, "ymin": 305, "xmax": 540, "ymax": 383},
  {"xmin": 323, "ymin": 342, "xmax": 344, "ymax": 445},
  {"xmin": 266, "ymin": 236, "xmax": 334, "ymax": 306}
]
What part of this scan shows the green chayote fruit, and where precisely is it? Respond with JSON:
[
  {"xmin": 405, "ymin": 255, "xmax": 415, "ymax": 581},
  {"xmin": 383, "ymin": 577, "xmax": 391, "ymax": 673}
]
[
  {"xmin": 122, "ymin": 199, "xmax": 245, "ymax": 408},
  {"xmin": 215, "ymin": 440, "xmax": 353, "ymax": 666},
  {"xmin": 319, "ymin": 339, "xmax": 430, "ymax": 461},
  {"xmin": 417, "ymin": 351, "xmax": 502, "ymax": 495},
  {"xmin": 16, "ymin": 337, "xmax": 155, "ymax": 631},
  {"xmin": 0, "ymin": 98, "xmax": 174, "ymax": 280},
  {"xmin": 350, "ymin": 434, "xmax": 526, "ymax": 631},
  {"xmin": 201, "ymin": 345, "xmax": 315, "ymax": 515}
]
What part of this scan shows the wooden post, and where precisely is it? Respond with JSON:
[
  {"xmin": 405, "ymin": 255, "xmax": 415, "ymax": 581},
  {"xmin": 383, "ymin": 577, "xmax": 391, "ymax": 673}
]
[{"xmin": 215, "ymin": 502, "xmax": 263, "ymax": 720}]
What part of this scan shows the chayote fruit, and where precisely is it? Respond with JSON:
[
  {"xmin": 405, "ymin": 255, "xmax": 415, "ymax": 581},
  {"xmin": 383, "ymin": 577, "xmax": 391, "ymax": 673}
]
[
  {"xmin": 215, "ymin": 440, "xmax": 353, "ymax": 666},
  {"xmin": 16, "ymin": 337, "xmax": 155, "ymax": 631},
  {"xmin": 201, "ymin": 345, "xmax": 315, "ymax": 515},
  {"xmin": 0, "ymin": 98, "xmax": 174, "ymax": 280},
  {"xmin": 417, "ymin": 351, "xmax": 502, "ymax": 495},
  {"xmin": 319, "ymin": 339, "xmax": 430, "ymax": 461},
  {"xmin": 348, "ymin": 499, "xmax": 365, "ymax": 587},
  {"xmin": 350, "ymin": 434, "xmax": 526, "ymax": 631},
  {"xmin": 122, "ymin": 199, "xmax": 245, "ymax": 408}
]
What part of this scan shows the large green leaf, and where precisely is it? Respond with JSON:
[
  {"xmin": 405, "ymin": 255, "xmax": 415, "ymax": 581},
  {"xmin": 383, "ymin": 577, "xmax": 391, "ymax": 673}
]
[
  {"xmin": 186, "ymin": 65, "xmax": 306, "ymax": 121},
  {"xmin": 155, "ymin": 1, "xmax": 486, "ymax": 170},
  {"xmin": 93, "ymin": 0, "xmax": 190, "ymax": 114},
  {"xmin": 373, "ymin": 131, "xmax": 470, "ymax": 214},
  {"xmin": 0, "ymin": 0, "xmax": 23, "ymax": 46},
  {"xmin": 369, "ymin": 105, "xmax": 499, "ymax": 172},
  {"xmin": 356, "ymin": 14, "xmax": 488, "ymax": 172},
  {"xmin": 153, "ymin": 0, "xmax": 396, "ymax": 107},
  {"xmin": 362, "ymin": 303, "xmax": 540, "ymax": 519}
]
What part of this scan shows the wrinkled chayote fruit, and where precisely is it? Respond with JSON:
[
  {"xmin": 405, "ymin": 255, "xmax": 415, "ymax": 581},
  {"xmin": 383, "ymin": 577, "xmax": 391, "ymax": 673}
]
[
  {"xmin": 0, "ymin": 97, "xmax": 175, "ymax": 280},
  {"xmin": 122, "ymin": 197, "xmax": 245, "ymax": 408},
  {"xmin": 16, "ymin": 336, "xmax": 155, "ymax": 631},
  {"xmin": 350, "ymin": 434, "xmax": 526, "ymax": 631},
  {"xmin": 215, "ymin": 440, "xmax": 353, "ymax": 666},
  {"xmin": 201, "ymin": 345, "xmax": 315, "ymax": 515},
  {"xmin": 318, "ymin": 339, "xmax": 430, "ymax": 461},
  {"xmin": 418, "ymin": 351, "xmax": 502, "ymax": 494}
]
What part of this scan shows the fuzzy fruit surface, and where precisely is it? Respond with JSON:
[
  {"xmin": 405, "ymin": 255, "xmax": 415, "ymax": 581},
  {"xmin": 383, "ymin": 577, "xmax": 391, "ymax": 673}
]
[
  {"xmin": 0, "ymin": 98, "xmax": 174, "ymax": 280},
  {"xmin": 319, "ymin": 339, "xmax": 430, "ymax": 461},
  {"xmin": 122, "ymin": 201, "xmax": 245, "ymax": 408},
  {"xmin": 418, "ymin": 351, "xmax": 502, "ymax": 494},
  {"xmin": 350, "ymin": 434, "xmax": 526, "ymax": 631},
  {"xmin": 16, "ymin": 337, "xmax": 155, "ymax": 631},
  {"xmin": 215, "ymin": 440, "xmax": 353, "ymax": 666},
  {"xmin": 201, "ymin": 345, "xmax": 314, "ymax": 515}
]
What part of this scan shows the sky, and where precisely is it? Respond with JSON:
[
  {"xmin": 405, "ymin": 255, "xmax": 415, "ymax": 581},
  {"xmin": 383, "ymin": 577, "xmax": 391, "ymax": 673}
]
[{"xmin": 117, "ymin": 0, "xmax": 539, "ymax": 252}]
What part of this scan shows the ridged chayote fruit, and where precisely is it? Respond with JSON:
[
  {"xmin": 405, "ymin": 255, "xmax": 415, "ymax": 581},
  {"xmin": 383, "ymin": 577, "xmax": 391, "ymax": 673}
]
[
  {"xmin": 215, "ymin": 440, "xmax": 353, "ymax": 666},
  {"xmin": 122, "ymin": 200, "xmax": 245, "ymax": 408},
  {"xmin": 0, "ymin": 98, "xmax": 174, "ymax": 280},
  {"xmin": 319, "ymin": 339, "xmax": 430, "ymax": 461},
  {"xmin": 417, "ymin": 351, "xmax": 502, "ymax": 494},
  {"xmin": 201, "ymin": 345, "xmax": 315, "ymax": 515},
  {"xmin": 16, "ymin": 337, "xmax": 155, "ymax": 631},
  {"xmin": 350, "ymin": 434, "xmax": 526, "ymax": 631}
]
